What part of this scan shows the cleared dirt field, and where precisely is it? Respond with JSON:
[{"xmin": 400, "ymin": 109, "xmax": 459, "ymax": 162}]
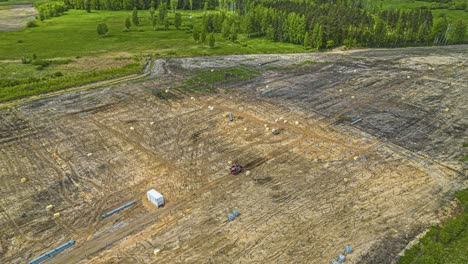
[
  {"xmin": 0, "ymin": 46, "xmax": 467, "ymax": 264},
  {"xmin": 0, "ymin": 5, "xmax": 37, "ymax": 32}
]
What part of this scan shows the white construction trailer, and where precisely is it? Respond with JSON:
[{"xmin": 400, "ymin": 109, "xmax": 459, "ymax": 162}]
[{"xmin": 146, "ymin": 189, "xmax": 164, "ymax": 207}]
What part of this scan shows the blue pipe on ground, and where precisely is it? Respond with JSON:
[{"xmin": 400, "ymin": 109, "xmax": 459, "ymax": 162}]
[
  {"xmin": 102, "ymin": 201, "xmax": 136, "ymax": 219},
  {"xmin": 28, "ymin": 240, "xmax": 75, "ymax": 264}
]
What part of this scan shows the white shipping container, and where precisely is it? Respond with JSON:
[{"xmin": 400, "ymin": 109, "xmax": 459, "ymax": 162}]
[{"xmin": 147, "ymin": 189, "xmax": 164, "ymax": 207}]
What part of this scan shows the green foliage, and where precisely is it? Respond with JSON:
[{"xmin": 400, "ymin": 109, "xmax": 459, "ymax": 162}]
[
  {"xmin": 201, "ymin": 28, "xmax": 207, "ymax": 43},
  {"xmin": 397, "ymin": 188, "xmax": 468, "ymax": 264},
  {"xmin": 125, "ymin": 16, "xmax": 131, "ymax": 30},
  {"xmin": 149, "ymin": 7, "xmax": 155, "ymax": 20},
  {"xmin": 132, "ymin": 7, "xmax": 139, "ymax": 26},
  {"xmin": 192, "ymin": 26, "xmax": 200, "ymax": 42},
  {"xmin": 97, "ymin": 23, "xmax": 108, "ymax": 36},
  {"xmin": 450, "ymin": 19, "xmax": 467, "ymax": 43},
  {"xmin": 0, "ymin": 63, "xmax": 141, "ymax": 102},
  {"xmin": 0, "ymin": 10, "xmax": 305, "ymax": 60},
  {"xmin": 303, "ymin": 32, "xmax": 310, "ymax": 48},
  {"xmin": 209, "ymin": 33, "xmax": 215, "ymax": 48},
  {"xmin": 26, "ymin": 20, "xmax": 38, "ymax": 28},
  {"xmin": 164, "ymin": 17, "xmax": 169, "ymax": 30},
  {"xmin": 312, "ymin": 23, "xmax": 323, "ymax": 50},
  {"xmin": 221, "ymin": 20, "xmax": 230, "ymax": 39},
  {"xmin": 174, "ymin": 13, "xmax": 182, "ymax": 30},
  {"xmin": 34, "ymin": 1, "xmax": 67, "ymax": 22},
  {"xmin": 152, "ymin": 16, "xmax": 158, "ymax": 30},
  {"xmin": 158, "ymin": 2, "xmax": 168, "ymax": 22}
]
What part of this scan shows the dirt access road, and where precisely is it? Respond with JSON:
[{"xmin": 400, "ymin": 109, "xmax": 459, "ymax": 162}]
[{"xmin": 0, "ymin": 46, "xmax": 466, "ymax": 264}]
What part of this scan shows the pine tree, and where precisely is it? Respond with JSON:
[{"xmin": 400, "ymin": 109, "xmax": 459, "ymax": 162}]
[
  {"xmin": 132, "ymin": 7, "xmax": 139, "ymax": 26},
  {"xmin": 193, "ymin": 26, "xmax": 200, "ymax": 42},
  {"xmin": 152, "ymin": 16, "xmax": 158, "ymax": 30},
  {"xmin": 312, "ymin": 24, "xmax": 323, "ymax": 49},
  {"xmin": 164, "ymin": 17, "xmax": 169, "ymax": 30},
  {"xmin": 201, "ymin": 28, "xmax": 207, "ymax": 43},
  {"xmin": 303, "ymin": 31, "xmax": 310, "ymax": 48},
  {"xmin": 158, "ymin": 2, "xmax": 167, "ymax": 22},
  {"xmin": 125, "ymin": 17, "xmax": 131, "ymax": 31},
  {"xmin": 85, "ymin": 0, "xmax": 91, "ymax": 12},
  {"xmin": 174, "ymin": 13, "xmax": 182, "ymax": 30},
  {"xmin": 170, "ymin": 0, "xmax": 177, "ymax": 13},
  {"xmin": 209, "ymin": 33, "xmax": 215, "ymax": 48},
  {"xmin": 149, "ymin": 7, "xmax": 155, "ymax": 20},
  {"xmin": 221, "ymin": 20, "xmax": 230, "ymax": 39}
]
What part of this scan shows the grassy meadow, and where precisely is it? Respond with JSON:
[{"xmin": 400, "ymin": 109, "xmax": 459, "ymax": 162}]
[{"xmin": 0, "ymin": 9, "xmax": 305, "ymax": 102}]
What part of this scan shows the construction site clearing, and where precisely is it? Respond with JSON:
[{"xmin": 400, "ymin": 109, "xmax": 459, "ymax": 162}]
[{"xmin": 0, "ymin": 45, "xmax": 467, "ymax": 264}]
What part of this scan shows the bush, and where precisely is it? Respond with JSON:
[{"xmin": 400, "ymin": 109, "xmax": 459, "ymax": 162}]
[
  {"xmin": 32, "ymin": 59, "xmax": 50, "ymax": 68},
  {"xmin": 17, "ymin": 40, "xmax": 24, "ymax": 43},
  {"xmin": 26, "ymin": 21, "xmax": 38, "ymax": 28},
  {"xmin": 52, "ymin": 71, "xmax": 63, "ymax": 77},
  {"xmin": 97, "ymin": 23, "xmax": 109, "ymax": 36},
  {"xmin": 21, "ymin": 57, "xmax": 32, "ymax": 64}
]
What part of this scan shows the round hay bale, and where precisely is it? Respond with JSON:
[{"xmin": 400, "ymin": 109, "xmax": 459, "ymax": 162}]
[
  {"xmin": 20, "ymin": 178, "xmax": 27, "ymax": 183},
  {"xmin": 130, "ymin": 126, "xmax": 135, "ymax": 130},
  {"xmin": 245, "ymin": 170, "xmax": 251, "ymax": 176}
]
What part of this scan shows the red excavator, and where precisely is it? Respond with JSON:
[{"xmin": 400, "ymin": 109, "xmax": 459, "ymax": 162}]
[{"xmin": 229, "ymin": 164, "xmax": 243, "ymax": 175}]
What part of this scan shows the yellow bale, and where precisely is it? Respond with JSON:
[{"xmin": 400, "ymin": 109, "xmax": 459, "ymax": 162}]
[
  {"xmin": 46, "ymin": 205, "xmax": 54, "ymax": 211},
  {"xmin": 53, "ymin": 212, "xmax": 60, "ymax": 218},
  {"xmin": 20, "ymin": 178, "xmax": 27, "ymax": 183}
]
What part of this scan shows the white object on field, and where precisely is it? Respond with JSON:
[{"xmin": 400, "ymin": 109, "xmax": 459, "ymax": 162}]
[{"xmin": 147, "ymin": 189, "xmax": 164, "ymax": 208}]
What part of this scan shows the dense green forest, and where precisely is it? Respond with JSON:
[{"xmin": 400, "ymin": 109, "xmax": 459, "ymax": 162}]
[{"xmin": 36, "ymin": 0, "xmax": 466, "ymax": 48}]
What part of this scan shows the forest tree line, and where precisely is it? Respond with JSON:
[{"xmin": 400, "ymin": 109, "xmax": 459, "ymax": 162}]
[{"xmin": 41, "ymin": 0, "xmax": 467, "ymax": 48}]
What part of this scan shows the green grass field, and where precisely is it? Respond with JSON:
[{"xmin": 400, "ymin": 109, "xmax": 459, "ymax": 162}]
[
  {"xmin": 380, "ymin": 0, "xmax": 431, "ymax": 10},
  {"xmin": 0, "ymin": 9, "xmax": 305, "ymax": 103},
  {"xmin": 0, "ymin": 9, "xmax": 304, "ymax": 60}
]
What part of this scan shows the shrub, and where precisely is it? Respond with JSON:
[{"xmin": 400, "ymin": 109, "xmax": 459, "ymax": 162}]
[
  {"xmin": 52, "ymin": 71, "xmax": 64, "ymax": 77},
  {"xmin": 97, "ymin": 23, "xmax": 109, "ymax": 36},
  {"xmin": 21, "ymin": 57, "xmax": 32, "ymax": 64},
  {"xmin": 26, "ymin": 21, "xmax": 38, "ymax": 28},
  {"xmin": 32, "ymin": 59, "xmax": 50, "ymax": 68}
]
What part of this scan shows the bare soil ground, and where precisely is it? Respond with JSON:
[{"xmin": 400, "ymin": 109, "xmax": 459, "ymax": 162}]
[
  {"xmin": 0, "ymin": 46, "xmax": 466, "ymax": 264},
  {"xmin": 0, "ymin": 5, "xmax": 37, "ymax": 32}
]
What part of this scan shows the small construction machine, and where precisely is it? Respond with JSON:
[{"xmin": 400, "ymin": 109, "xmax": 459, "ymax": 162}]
[{"xmin": 229, "ymin": 164, "xmax": 243, "ymax": 175}]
